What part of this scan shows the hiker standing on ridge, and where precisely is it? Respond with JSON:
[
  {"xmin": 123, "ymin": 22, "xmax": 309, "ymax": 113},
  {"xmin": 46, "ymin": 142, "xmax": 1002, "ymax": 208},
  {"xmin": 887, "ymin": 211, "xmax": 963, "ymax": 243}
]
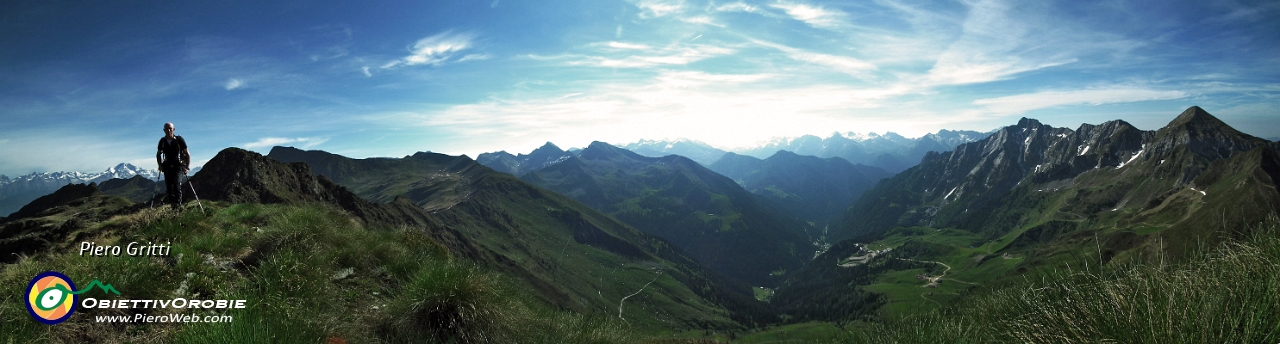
[{"xmin": 156, "ymin": 122, "xmax": 190, "ymax": 209}]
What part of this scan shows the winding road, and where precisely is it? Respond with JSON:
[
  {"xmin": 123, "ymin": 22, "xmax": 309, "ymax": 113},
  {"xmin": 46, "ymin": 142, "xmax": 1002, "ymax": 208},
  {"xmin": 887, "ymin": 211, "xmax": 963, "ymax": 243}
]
[{"xmin": 893, "ymin": 258, "xmax": 982, "ymax": 305}]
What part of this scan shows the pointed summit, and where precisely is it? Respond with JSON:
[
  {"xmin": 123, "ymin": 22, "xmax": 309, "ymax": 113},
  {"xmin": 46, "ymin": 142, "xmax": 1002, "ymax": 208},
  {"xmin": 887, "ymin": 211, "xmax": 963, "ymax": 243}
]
[
  {"xmin": 1016, "ymin": 117, "xmax": 1043, "ymax": 128},
  {"xmin": 1167, "ymin": 106, "xmax": 1231, "ymax": 131},
  {"xmin": 530, "ymin": 142, "xmax": 565, "ymax": 155},
  {"xmin": 1155, "ymin": 106, "xmax": 1260, "ymax": 145}
]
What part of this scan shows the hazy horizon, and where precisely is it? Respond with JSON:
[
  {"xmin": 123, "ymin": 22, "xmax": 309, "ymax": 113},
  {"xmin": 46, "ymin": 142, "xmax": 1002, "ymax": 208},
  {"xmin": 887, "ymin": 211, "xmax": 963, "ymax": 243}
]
[{"xmin": 2, "ymin": 0, "xmax": 1277, "ymax": 176}]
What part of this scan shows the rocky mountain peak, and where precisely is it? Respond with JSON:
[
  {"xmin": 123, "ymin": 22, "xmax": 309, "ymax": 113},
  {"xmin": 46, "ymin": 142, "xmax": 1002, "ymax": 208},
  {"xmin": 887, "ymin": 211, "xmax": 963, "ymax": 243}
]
[
  {"xmin": 579, "ymin": 141, "xmax": 636, "ymax": 161},
  {"xmin": 195, "ymin": 148, "xmax": 341, "ymax": 205},
  {"xmin": 1147, "ymin": 106, "xmax": 1267, "ymax": 178},
  {"xmin": 524, "ymin": 142, "xmax": 569, "ymax": 163},
  {"xmin": 199, "ymin": 147, "xmax": 435, "ymax": 227},
  {"xmin": 1016, "ymin": 117, "xmax": 1043, "ymax": 128},
  {"xmin": 831, "ymin": 106, "xmax": 1280, "ymax": 242},
  {"xmin": 477, "ymin": 142, "xmax": 574, "ymax": 176},
  {"xmin": 532, "ymin": 142, "xmax": 564, "ymax": 154},
  {"xmin": 267, "ymin": 145, "xmax": 305, "ymax": 157},
  {"xmin": 1168, "ymin": 106, "xmax": 1222, "ymax": 128}
]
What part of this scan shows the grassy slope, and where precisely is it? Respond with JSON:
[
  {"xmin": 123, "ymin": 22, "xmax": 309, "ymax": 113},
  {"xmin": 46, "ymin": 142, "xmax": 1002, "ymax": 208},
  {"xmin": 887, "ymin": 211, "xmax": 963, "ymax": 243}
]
[
  {"xmin": 266, "ymin": 148, "xmax": 758, "ymax": 330},
  {"xmin": 846, "ymin": 146, "xmax": 1280, "ymax": 318},
  {"xmin": 0, "ymin": 202, "xmax": 662, "ymax": 343},
  {"xmin": 753, "ymin": 215, "xmax": 1280, "ymax": 343},
  {"xmin": 849, "ymin": 215, "xmax": 1280, "ymax": 343}
]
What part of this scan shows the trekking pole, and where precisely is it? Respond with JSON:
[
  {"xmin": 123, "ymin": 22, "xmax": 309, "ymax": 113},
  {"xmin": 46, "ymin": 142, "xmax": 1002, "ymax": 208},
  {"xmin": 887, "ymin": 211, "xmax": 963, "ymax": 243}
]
[
  {"xmin": 150, "ymin": 170, "xmax": 166, "ymax": 210},
  {"xmin": 149, "ymin": 178, "xmax": 159, "ymax": 210},
  {"xmin": 185, "ymin": 172, "xmax": 205, "ymax": 215}
]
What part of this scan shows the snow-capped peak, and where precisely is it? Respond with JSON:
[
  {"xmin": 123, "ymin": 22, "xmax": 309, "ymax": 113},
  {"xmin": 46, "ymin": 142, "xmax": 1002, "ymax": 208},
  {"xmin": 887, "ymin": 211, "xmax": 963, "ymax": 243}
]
[{"xmin": 0, "ymin": 163, "xmax": 161, "ymax": 187}]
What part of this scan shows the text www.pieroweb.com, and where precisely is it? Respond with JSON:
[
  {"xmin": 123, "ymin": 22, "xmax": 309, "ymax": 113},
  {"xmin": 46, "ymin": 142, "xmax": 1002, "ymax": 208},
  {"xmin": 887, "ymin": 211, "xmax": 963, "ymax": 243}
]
[{"xmin": 96, "ymin": 314, "xmax": 233, "ymax": 323}]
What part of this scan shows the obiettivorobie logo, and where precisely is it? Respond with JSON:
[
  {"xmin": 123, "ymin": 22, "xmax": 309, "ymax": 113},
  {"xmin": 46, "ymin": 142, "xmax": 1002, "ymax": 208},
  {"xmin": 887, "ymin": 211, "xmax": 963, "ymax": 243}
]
[
  {"xmin": 25, "ymin": 271, "xmax": 119, "ymax": 325},
  {"xmin": 25, "ymin": 270, "xmax": 247, "ymax": 325}
]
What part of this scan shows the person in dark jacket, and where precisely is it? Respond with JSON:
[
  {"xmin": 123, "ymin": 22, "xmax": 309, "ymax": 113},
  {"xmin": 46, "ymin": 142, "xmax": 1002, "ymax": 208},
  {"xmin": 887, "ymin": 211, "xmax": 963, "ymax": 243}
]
[{"xmin": 156, "ymin": 122, "xmax": 190, "ymax": 209}]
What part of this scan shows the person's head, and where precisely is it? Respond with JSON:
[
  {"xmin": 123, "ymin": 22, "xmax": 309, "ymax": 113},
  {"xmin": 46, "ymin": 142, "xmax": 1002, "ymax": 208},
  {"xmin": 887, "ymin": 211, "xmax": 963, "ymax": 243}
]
[{"xmin": 163, "ymin": 122, "xmax": 175, "ymax": 137}]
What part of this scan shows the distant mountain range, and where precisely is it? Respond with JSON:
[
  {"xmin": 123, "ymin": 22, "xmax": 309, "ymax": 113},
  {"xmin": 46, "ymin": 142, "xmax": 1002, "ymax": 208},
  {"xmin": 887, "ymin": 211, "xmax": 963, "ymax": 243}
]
[
  {"xmin": 0, "ymin": 163, "xmax": 159, "ymax": 217},
  {"xmin": 520, "ymin": 142, "xmax": 817, "ymax": 286},
  {"xmin": 621, "ymin": 139, "xmax": 730, "ymax": 166},
  {"xmin": 831, "ymin": 106, "xmax": 1280, "ymax": 260},
  {"xmin": 477, "ymin": 130, "xmax": 989, "ymax": 176},
  {"xmin": 731, "ymin": 130, "xmax": 991, "ymax": 173},
  {"xmin": 615, "ymin": 131, "xmax": 990, "ymax": 173},
  {"xmin": 708, "ymin": 151, "xmax": 892, "ymax": 230}
]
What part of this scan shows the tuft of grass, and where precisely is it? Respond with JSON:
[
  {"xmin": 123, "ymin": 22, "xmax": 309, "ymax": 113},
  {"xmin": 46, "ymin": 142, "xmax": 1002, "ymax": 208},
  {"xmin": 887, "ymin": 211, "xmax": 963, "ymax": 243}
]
[
  {"xmin": 839, "ymin": 214, "xmax": 1280, "ymax": 343},
  {"xmin": 380, "ymin": 261, "xmax": 512, "ymax": 343}
]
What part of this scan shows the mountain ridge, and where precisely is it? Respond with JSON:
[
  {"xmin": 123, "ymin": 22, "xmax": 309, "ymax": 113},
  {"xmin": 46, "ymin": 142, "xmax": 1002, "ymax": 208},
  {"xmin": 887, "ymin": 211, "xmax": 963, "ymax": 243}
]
[
  {"xmin": 521, "ymin": 141, "xmax": 817, "ymax": 286},
  {"xmin": 475, "ymin": 142, "xmax": 573, "ymax": 176},
  {"xmin": 266, "ymin": 145, "xmax": 772, "ymax": 329},
  {"xmin": 733, "ymin": 129, "xmax": 992, "ymax": 173},
  {"xmin": 831, "ymin": 106, "xmax": 1279, "ymax": 249},
  {"xmin": 621, "ymin": 139, "xmax": 729, "ymax": 166},
  {"xmin": 708, "ymin": 150, "xmax": 892, "ymax": 228}
]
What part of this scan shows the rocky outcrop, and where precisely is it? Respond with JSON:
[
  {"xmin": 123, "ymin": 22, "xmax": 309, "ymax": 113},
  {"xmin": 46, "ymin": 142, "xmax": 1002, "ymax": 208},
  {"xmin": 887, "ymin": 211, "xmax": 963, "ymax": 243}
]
[{"xmin": 192, "ymin": 147, "xmax": 436, "ymax": 228}]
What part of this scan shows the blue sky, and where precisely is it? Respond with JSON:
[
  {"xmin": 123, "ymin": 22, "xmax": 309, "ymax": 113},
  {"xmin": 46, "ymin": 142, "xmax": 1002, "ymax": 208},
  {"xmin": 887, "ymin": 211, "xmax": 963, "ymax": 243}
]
[{"xmin": 1, "ymin": 0, "xmax": 1277, "ymax": 176}]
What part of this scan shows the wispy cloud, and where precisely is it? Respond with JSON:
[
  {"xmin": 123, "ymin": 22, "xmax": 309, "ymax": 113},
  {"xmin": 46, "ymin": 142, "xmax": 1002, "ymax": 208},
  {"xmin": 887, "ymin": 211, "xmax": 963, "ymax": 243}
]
[
  {"xmin": 922, "ymin": 0, "xmax": 1040, "ymax": 85},
  {"xmin": 769, "ymin": 1, "xmax": 848, "ymax": 30},
  {"xmin": 752, "ymin": 39, "xmax": 876, "ymax": 77},
  {"xmin": 224, "ymin": 78, "xmax": 244, "ymax": 90},
  {"xmin": 629, "ymin": 0, "xmax": 685, "ymax": 18},
  {"xmin": 602, "ymin": 42, "xmax": 653, "ymax": 50},
  {"xmin": 457, "ymin": 54, "xmax": 492, "ymax": 62},
  {"xmin": 543, "ymin": 42, "xmax": 735, "ymax": 69},
  {"xmin": 1202, "ymin": 2, "xmax": 1280, "ymax": 24},
  {"xmin": 382, "ymin": 31, "xmax": 477, "ymax": 69},
  {"xmin": 973, "ymin": 87, "xmax": 1189, "ymax": 115},
  {"xmin": 681, "ymin": 15, "xmax": 723, "ymax": 27},
  {"xmin": 916, "ymin": 0, "xmax": 1129, "ymax": 86},
  {"xmin": 293, "ymin": 25, "xmax": 353, "ymax": 62},
  {"xmin": 715, "ymin": 2, "xmax": 762, "ymax": 14},
  {"xmin": 241, "ymin": 137, "xmax": 329, "ymax": 150}
]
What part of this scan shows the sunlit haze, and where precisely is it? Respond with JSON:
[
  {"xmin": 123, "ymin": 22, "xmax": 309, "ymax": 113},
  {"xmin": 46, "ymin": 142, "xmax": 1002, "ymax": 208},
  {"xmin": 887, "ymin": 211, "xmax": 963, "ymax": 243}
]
[{"xmin": 2, "ymin": 0, "xmax": 1277, "ymax": 176}]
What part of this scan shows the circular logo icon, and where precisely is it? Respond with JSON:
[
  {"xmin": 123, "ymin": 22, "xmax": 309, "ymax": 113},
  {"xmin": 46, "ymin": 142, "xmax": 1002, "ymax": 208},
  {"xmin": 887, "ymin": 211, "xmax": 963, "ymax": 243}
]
[{"xmin": 26, "ymin": 271, "xmax": 78, "ymax": 325}]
